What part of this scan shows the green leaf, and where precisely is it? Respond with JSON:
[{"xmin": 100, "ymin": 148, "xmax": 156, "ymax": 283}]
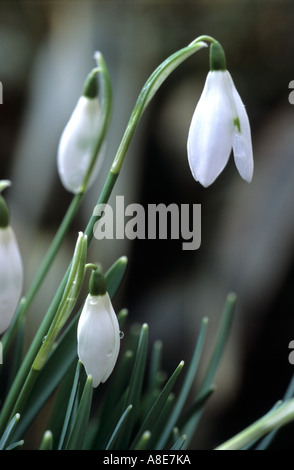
[
  {"xmin": 177, "ymin": 384, "xmax": 216, "ymax": 429},
  {"xmin": 105, "ymin": 256, "xmax": 128, "ymax": 299},
  {"xmin": 115, "ymin": 323, "xmax": 149, "ymax": 449},
  {"xmin": 147, "ymin": 393, "xmax": 175, "ymax": 448},
  {"xmin": 170, "ymin": 434, "xmax": 186, "ymax": 450},
  {"xmin": 182, "ymin": 293, "xmax": 236, "ymax": 448},
  {"xmin": 33, "ymin": 232, "xmax": 87, "ymax": 371},
  {"xmin": 39, "ymin": 430, "xmax": 53, "ymax": 450},
  {"xmin": 6, "ymin": 439, "xmax": 24, "ymax": 450},
  {"xmin": 58, "ymin": 361, "xmax": 82, "ymax": 449},
  {"xmin": 155, "ymin": 317, "xmax": 208, "ymax": 449},
  {"xmin": 105, "ymin": 405, "xmax": 133, "ymax": 450},
  {"xmin": 11, "ymin": 315, "xmax": 79, "ymax": 441},
  {"xmin": 0, "ymin": 413, "xmax": 21, "ymax": 450},
  {"xmin": 148, "ymin": 340, "xmax": 163, "ymax": 394},
  {"xmin": 93, "ymin": 350, "xmax": 135, "ymax": 449},
  {"xmin": 198, "ymin": 293, "xmax": 236, "ymax": 397},
  {"xmin": 10, "ymin": 254, "xmax": 128, "ymax": 442},
  {"xmin": 215, "ymin": 398, "xmax": 294, "ymax": 450},
  {"xmin": 65, "ymin": 376, "xmax": 93, "ymax": 450},
  {"xmin": 133, "ymin": 431, "xmax": 151, "ymax": 450},
  {"xmin": 130, "ymin": 360, "xmax": 185, "ymax": 449}
]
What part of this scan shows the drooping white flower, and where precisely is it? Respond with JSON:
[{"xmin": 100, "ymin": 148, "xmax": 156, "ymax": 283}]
[
  {"xmin": 57, "ymin": 70, "xmax": 105, "ymax": 194},
  {"xmin": 77, "ymin": 270, "xmax": 120, "ymax": 388},
  {"xmin": 0, "ymin": 194, "xmax": 23, "ymax": 335},
  {"xmin": 187, "ymin": 41, "xmax": 253, "ymax": 187}
]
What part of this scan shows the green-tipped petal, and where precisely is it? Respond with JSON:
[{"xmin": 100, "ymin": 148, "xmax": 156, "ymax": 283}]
[
  {"xmin": 0, "ymin": 227, "xmax": 23, "ymax": 334},
  {"xmin": 77, "ymin": 292, "xmax": 120, "ymax": 387}
]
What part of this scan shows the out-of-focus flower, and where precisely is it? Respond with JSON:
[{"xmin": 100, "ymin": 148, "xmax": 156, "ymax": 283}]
[
  {"xmin": 0, "ymin": 191, "xmax": 23, "ymax": 335},
  {"xmin": 77, "ymin": 269, "xmax": 120, "ymax": 388},
  {"xmin": 187, "ymin": 41, "xmax": 253, "ymax": 187},
  {"xmin": 57, "ymin": 69, "xmax": 105, "ymax": 194}
]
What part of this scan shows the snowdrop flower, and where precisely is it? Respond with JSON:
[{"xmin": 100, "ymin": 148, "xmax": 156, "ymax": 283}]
[
  {"xmin": 57, "ymin": 69, "xmax": 105, "ymax": 194},
  {"xmin": 187, "ymin": 41, "xmax": 253, "ymax": 187},
  {"xmin": 77, "ymin": 269, "xmax": 120, "ymax": 388},
  {"xmin": 0, "ymin": 191, "xmax": 23, "ymax": 335}
]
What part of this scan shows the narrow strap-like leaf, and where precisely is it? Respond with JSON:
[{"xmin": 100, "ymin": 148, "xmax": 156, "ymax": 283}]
[
  {"xmin": 182, "ymin": 294, "xmax": 236, "ymax": 448},
  {"xmin": 0, "ymin": 413, "xmax": 21, "ymax": 450},
  {"xmin": 105, "ymin": 256, "xmax": 128, "ymax": 299},
  {"xmin": 58, "ymin": 360, "xmax": 82, "ymax": 449},
  {"xmin": 65, "ymin": 376, "xmax": 93, "ymax": 450},
  {"xmin": 105, "ymin": 405, "xmax": 133, "ymax": 450},
  {"xmin": 133, "ymin": 431, "xmax": 151, "ymax": 450},
  {"xmin": 115, "ymin": 324, "xmax": 149, "ymax": 449},
  {"xmin": 197, "ymin": 293, "xmax": 236, "ymax": 396},
  {"xmin": 39, "ymin": 430, "xmax": 53, "ymax": 450},
  {"xmin": 130, "ymin": 361, "xmax": 184, "ymax": 449},
  {"xmin": 148, "ymin": 340, "xmax": 163, "ymax": 394},
  {"xmin": 170, "ymin": 434, "xmax": 187, "ymax": 450},
  {"xmin": 155, "ymin": 317, "xmax": 208, "ymax": 449}
]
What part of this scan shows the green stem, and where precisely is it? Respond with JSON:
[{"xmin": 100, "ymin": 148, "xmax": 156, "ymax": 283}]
[
  {"xmin": 215, "ymin": 398, "xmax": 294, "ymax": 450},
  {"xmin": 9, "ymin": 369, "xmax": 40, "ymax": 420},
  {"xmin": 0, "ymin": 172, "xmax": 118, "ymax": 432},
  {"xmin": 0, "ymin": 35, "xmax": 210, "ymax": 432},
  {"xmin": 111, "ymin": 36, "xmax": 208, "ymax": 175},
  {"xmin": 2, "ymin": 193, "xmax": 84, "ymax": 354}
]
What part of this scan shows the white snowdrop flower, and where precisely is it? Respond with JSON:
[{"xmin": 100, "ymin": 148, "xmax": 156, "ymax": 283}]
[
  {"xmin": 77, "ymin": 269, "xmax": 120, "ymax": 388},
  {"xmin": 57, "ymin": 69, "xmax": 105, "ymax": 194},
  {"xmin": 0, "ymin": 194, "xmax": 23, "ymax": 335},
  {"xmin": 187, "ymin": 41, "xmax": 253, "ymax": 187}
]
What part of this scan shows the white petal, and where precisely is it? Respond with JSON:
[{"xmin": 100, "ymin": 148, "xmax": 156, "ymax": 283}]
[
  {"xmin": 187, "ymin": 71, "xmax": 235, "ymax": 187},
  {"xmin": 0, "ymin": 227, "xmax": 23, "ymax": 334},
  {"xmin": 228, "ymin": 74, "xmax": 254, "ymax": 182},
  {"xmin": 57, "ymin": 96, "xmax": 104, "ymax": 194},
  {"xmin": 77, "ymin": 293, "xmax": 120, "ymax": 388},
  {"xmin": 99, "ymin": 294, "xmax": 121, "ymax": 383}
]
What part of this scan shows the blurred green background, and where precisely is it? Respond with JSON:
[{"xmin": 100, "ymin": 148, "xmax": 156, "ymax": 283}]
[{"xmin": 1, "ymin": 0, "xmax": 294, "ymax": 449}]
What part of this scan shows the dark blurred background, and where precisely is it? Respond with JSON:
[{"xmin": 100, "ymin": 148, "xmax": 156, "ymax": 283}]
[{"xmin": 1, "ymin": 0, "xmax": 294, "ymax": 449}]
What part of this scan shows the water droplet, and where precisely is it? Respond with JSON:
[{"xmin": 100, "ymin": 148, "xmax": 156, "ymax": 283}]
[
  {"xmin": 42, "ymin": 335, "xmax": 47, "ymax": 343},
  {"xmin": 119, "ymin": 331, "xmax": 124, "ymax": 339},
  {"xmin": 106, "ymin": 350, "xmax": 113, "ymax": 357}
]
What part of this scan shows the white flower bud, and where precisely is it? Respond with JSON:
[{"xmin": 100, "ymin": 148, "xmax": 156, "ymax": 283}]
[
  {"xmin": 57, "ymin": 96, "xmax": 105, "ymax": 194},
  {"xmin": 77, "ymin": 292, "xmax": 120, "ymax": 388},
  {"xmin": 187, "ymin": 42, "xmax": 253, "ymax": 187},
  {"xmin": 0, "ymin": 226, "xmax": 23, "ymax": 335}
]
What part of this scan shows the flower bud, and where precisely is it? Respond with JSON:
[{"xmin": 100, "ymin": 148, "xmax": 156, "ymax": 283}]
[
  {"xmin": 77, "ymin": 269, "xmax": 120, "ymax": 388},
  {"xmin": 57, "ymin": 70, "xmax": 105, "ymax": 194},
  {"xmin": 187, "ymin": 41, "xmax": 253, "ymax": 187},
  {"xmin": 0, "ymin": 195, "xmax": 23, "ymax": 334}
]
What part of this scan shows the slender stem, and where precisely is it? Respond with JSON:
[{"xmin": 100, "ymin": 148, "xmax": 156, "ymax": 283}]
[
  {"xmin": 9, "ymin": 369, "xmax": 39, "ymax": 420},
  {"xmin": 0, "ymin": 35, "xmax": 211, "ymax": 432},
  {"xmin": 215, "ymin": 398, "xmax": 294, "ymax": 450},
  {"xmin": 0, "ymin": 171, "xmax": 118, "ymax": 432},
  {"xmin": 2, "ymin": 192, "xmax": 84, "ymax": 354}
]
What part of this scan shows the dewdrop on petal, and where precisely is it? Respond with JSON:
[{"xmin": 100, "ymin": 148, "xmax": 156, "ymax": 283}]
[
  {"xmin": 187, "ymin": 41, "xmax": 254, "ymax": 187},
  {"xmin": 77, "ymin": 268, "xmax": 120, "ymax": 388},
  {"xmin": 0, "ymin": 190, "xmax": 23, "ymax": 335},
  {"xmin": 57, "ymin": 68, "xmax": 106, "ymax": 194}
]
